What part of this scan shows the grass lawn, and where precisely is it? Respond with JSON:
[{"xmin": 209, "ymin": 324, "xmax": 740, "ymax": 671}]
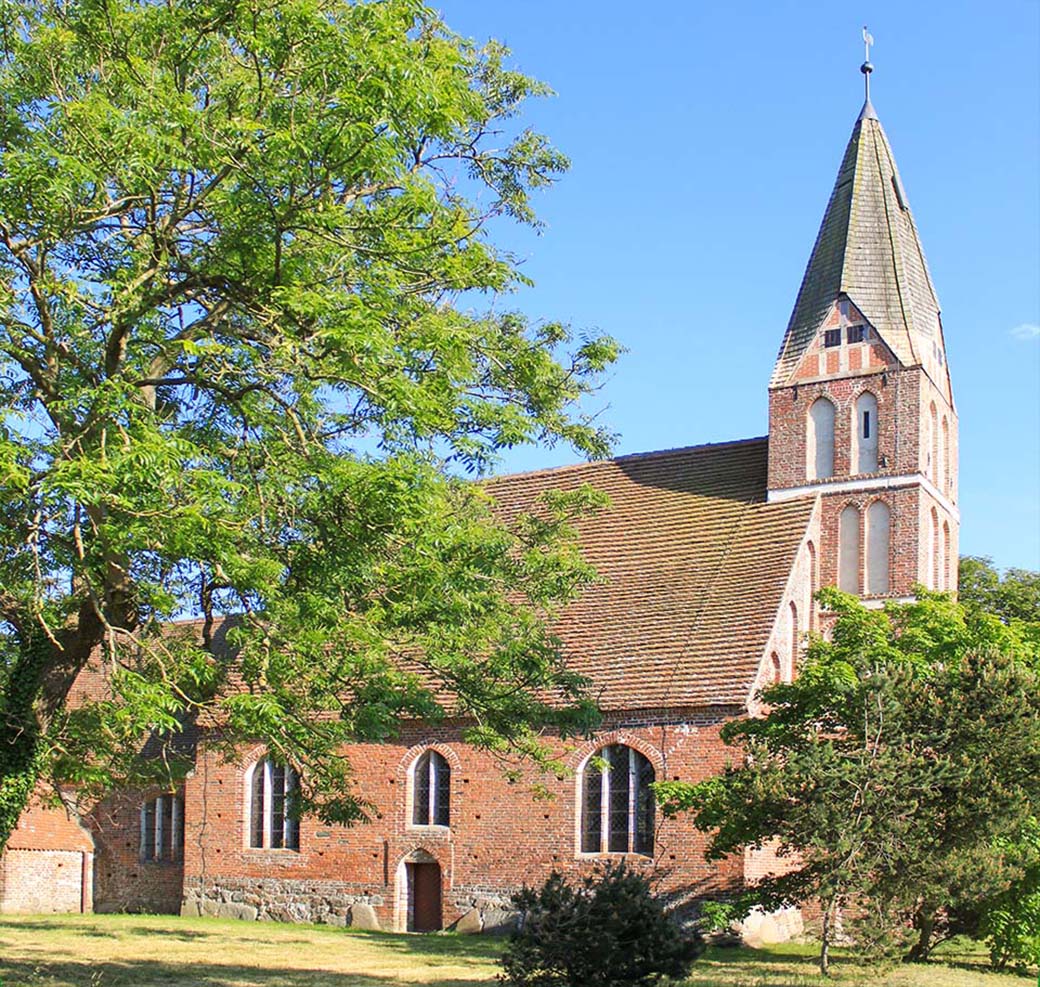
[{"xmin": 0, "ymin": 914, "xmax": 1035, "ymax": 987}]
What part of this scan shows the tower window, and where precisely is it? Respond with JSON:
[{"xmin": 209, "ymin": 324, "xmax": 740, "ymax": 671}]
[
  {"xmin": 807, "ymin": 398, "xmax": 836, "ymax": 480},
  {"xmin": 839, "ymin": 505, "xmax": 861, "ymax": 594},
  {"xmin": 866, "ymin": 501, "xmax": 891, "ymax": 595},
  {"xmin": 847, "ymin": 324, "xmax": 866, "ymax": 344},
  {"xmin": 853, "ymin": 392, "xmax": 879, "ymax": 474},
  {"xmin": 824, "ymin": 328, "xmax": 842, "ymax": 348}
]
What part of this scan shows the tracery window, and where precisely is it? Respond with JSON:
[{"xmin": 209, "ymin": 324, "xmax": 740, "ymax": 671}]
[
  {"xmin": 411, "ymin": 750, "xmax": 450, "ymax": 827},
  {"xmin": 140, "ymin": 793, "xmax": 184, "ymax": 863},
  {"xmin": 248, "ymin": 758, "xmax": 299, "ymax": 850},
  {"xmin": 580, "ymin": 745, "xmax": 654, "ymax": 856}
]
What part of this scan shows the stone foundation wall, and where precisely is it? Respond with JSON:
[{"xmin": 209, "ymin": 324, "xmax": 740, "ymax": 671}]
[
  {"xmin": 182, "ymin": 877, "xmax": 386, "ymax": 929},
  {"xmin": 446, "ymin": 886, "xmax": 519, "ymax": 934}
]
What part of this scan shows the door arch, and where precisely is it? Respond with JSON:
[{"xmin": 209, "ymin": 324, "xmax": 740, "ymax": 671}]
[{"xmin": 396, "ymin": 849, "xmax": 443, "ymax": 932}]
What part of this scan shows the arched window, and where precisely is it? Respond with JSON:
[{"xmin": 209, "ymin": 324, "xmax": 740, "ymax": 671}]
[
  {"xmin": 935, "ymin": 509, "xmax": 946, "ymax": 590},
  {"xmin": 248, "ymin": 758, "xmax": 299, "ymax": 850},
  {"xmin": 788, "ymin": 601, "xmax": 799, "ymax": 673},
  {"xmin": 935, "ymin": 401, "xmax": 944, "ymax": 484},
  {"xmin": 807, "ymin": 398, "xmax": 836, "ymax": 480},
  {"xmin": 943, "ymin": 522, "xmax": 952, "ymax": 590},
  {"xmin": 770, "ymin": 652, "xmax": 782, "ymax": 684},
  {"xmin": 852, "ymin": 392, "xmax": 879, "ymax": 474},
  {"xmin": 941, "ymin": 416, "xmax": 950, "ymax": 494},
  {"xmin": 411, "ymin": 750, "xmax": 450, "ymax": 827},
  {"xmin": 807, "ymin": 541, "xmax": 817, "ymax": 631},
  {"xmin": 926, "ymin": 508, "xmax": 938, "ymax": 590},
  {"xmin": 140, "ymin": 793, "xmax": 184, "ymax": 863},
  {"xmin": 581, "ymin": 744, "xmax": 654, "ymax": 856},
  {"xmin": 838, "ymin": 505, "xmax": 861, "ymax": 594},
  {"xmin": 865, "ymin": 501, "xmax": 891, "ymax": 595}
]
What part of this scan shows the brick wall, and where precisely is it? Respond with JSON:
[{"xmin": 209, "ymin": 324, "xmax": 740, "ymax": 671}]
[
  {"xmin": 0, "ymin": 793, "xmax": 95, "ymax": 915},
  {"xmin": 768, "ymin": 357, "xmax": 958, "ymax": 600},
  {"xmin": 176, "ymin": 709, "xmax": 749, "ymax": 931},
  {"xmin": 89, "ymin": 789, "xmax": 185, "ymax": 914},
  {"xmin": 0, "ymin": 850, "xmax": 92, "ymax": 913}
]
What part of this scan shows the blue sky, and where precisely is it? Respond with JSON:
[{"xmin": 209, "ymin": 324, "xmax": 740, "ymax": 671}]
[{"xmin": 435, "ymin": 0, "xmax": 1040, "ymax": 572}]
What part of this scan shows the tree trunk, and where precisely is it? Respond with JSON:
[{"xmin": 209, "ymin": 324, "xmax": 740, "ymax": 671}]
[
  {"xmin": 0, "ymin": 632, "xmax": 51, "ymax": 855},
  {"xmin": 819, "ymin": 898, "xmax": 834, "ymax": 976},
  {"xmin": 1, "ymin": 588, "xmax": 131, "ymax": 856},
  {"xmin": 905, "ymin": 906, "xmax": 936, "ymax": 963}
]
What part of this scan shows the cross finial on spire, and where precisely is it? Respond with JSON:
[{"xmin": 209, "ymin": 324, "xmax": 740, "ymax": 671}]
[{"xmin": 861, "ymin": 26, "xmax": 875, "ymax": 104}]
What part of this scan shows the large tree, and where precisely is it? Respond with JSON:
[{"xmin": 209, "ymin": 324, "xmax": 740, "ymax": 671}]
[
  {"xmin": 0, "ymin": 0, "xmax": 620, "ymax": 852},
  {"xmin": 656, "ymin": 589, "xmax": 1040, "ymax": 974}
]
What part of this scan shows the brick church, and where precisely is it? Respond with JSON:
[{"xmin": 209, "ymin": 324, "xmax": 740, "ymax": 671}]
[{"xmin": 0, "ymin": 82, "xmax": 958, "ymax": 933}]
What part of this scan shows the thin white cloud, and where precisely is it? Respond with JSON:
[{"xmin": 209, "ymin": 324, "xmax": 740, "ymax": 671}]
[{"xmin": 1010, "ymin": 322, "xmax": 1040, "ymax": 341}]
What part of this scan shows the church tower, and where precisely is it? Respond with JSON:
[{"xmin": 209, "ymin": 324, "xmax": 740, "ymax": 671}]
[{"xmin": 767, "ymin": 58, "xmax": 958, "ymax": 600}]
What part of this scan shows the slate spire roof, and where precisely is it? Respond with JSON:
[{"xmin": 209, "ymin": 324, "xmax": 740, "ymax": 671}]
[{"xmin": 771, "ymin": 98, "xmax": 951, "ymax": 397}]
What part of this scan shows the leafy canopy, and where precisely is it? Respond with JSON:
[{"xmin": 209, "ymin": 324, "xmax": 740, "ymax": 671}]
[{"xmin": 0, "ymin": 0, "xmax": 619, "ymax": 841}]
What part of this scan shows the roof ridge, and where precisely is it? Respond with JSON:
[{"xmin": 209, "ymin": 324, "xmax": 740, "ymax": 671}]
[{"xmin": 486, "ymin": 436, "xmax": 769, "ymax": 484}]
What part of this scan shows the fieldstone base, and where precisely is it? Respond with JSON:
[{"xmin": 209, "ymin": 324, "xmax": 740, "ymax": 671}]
[
  {"xmin": 182, "ymin": 878, "xmax": 385, "ymax": 929},
  {"xmin": 446, "ymin": 888, "xmax": 520, "ymax": 935}
]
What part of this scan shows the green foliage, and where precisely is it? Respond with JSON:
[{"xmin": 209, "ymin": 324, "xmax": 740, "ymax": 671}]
[
  {"xmin": 498, "ymin": 863, "xmax": 704, "ymax": 987},
  {"xmin": 979, "ymin": 818, "xmax": 1040, "ymax": 970},
  {"xmin": 656, "ymin": 589, "xmax": 1040, "ymax": 969},
  {"xmin": 959, "ymin": 556, "xmax": 1040, "ymax": 625},
  {"xmin": 0, "ymin": 0, "xmax": 619, "ymax": 846},
  {"xmin": 696, "ymin": 899, "xmax": 738, "ymax": 936}
]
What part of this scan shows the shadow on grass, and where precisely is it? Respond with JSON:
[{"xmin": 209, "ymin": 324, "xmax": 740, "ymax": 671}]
[
  {"xmin": 0, "ymin": 918, "xmax": 216, "ymax": 939},
  {"xmin": 0, "ymin": 956, "xmax": 490, "ymax": 987},
  {"xmin": 349, "ymin": 929, "xmax": 504, "ymax": 961},
  {"xmin": 936, "ymin": 957, "xmax": 1037, "ymax": 980}
]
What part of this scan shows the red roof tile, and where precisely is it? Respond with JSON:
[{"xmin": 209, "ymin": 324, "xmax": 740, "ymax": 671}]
[{"xmin": 488, "ymin": 438, "xmax": 814, "ymax": 709}]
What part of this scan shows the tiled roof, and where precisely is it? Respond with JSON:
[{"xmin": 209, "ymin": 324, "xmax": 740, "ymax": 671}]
[
  {"xmin": 772, "ymin": 101, "xmax": 950, "ymax": 398},
  {"xmin": 488, "ymin": 438, "xmax": 814, "ymax": 709},
  {"xmin": 65, "ymin": 443, "xmax": 811, "ymax": 718}
]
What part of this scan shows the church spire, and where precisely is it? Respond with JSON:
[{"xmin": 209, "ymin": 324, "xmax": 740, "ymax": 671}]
[{"xmin": 770, "ymin": 54, "xmax": 951, "ymax": 402}]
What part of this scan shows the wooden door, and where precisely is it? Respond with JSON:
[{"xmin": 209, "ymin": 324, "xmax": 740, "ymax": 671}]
[{"xmin": 409, "ymin": 861, "xmax": 442, "ymax": 932}]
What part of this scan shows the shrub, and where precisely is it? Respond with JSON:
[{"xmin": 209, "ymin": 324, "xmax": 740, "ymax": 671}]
[
  {"xmin": 498, "ymin": 862, "xmax": 703, "ymax": 987},
  {"xmin": 980, "ymin": 820, "xmax": 1040, "ymax": 971}
]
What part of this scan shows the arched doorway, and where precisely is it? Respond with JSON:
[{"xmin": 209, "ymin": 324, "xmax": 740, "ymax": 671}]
[{"xmin": 396, "ymin": 849, "xmax": 442, "ymax": 932}]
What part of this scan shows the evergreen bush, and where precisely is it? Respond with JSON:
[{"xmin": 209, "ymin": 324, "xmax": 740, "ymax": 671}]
[{"xmin": 498, "ymin": 863, "xmax": 703, "ymax": 987}]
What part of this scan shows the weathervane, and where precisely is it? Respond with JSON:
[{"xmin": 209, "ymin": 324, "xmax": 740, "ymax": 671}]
[{"xmin": 861, "ymin": 26, "xmax": 875, "ymax": 103}]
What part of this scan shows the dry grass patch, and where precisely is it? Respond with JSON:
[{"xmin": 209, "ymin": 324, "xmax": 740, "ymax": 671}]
[
  {"xmin": 687, "ymin": 940, "xmax": 1036, "ymax": 987},
  {"xmin": 0, "ymin": 915, "xmax": 1035, "ymax": 987},
  {"xmin": 0, "ymin": 913, "xmax": 501, "ymax": 987}
]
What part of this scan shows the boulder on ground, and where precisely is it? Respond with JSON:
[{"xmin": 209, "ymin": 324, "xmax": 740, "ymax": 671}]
[{"xmin": 348, "ymin": 903, "xmax": 381, "ymax": 931}]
